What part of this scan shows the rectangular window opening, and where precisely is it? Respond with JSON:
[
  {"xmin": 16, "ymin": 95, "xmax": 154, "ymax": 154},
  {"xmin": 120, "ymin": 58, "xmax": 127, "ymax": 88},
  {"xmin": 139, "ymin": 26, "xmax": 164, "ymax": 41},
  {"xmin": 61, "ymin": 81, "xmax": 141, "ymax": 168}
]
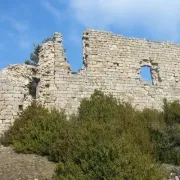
[{"xmin": 140, "ymin": 65, "xmax": 153, "ymax": 84}]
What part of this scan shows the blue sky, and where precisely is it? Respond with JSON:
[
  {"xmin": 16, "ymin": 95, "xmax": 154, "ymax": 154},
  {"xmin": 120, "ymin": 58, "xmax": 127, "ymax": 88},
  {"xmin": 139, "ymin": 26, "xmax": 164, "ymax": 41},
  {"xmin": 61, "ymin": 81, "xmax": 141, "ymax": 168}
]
[{"xmin": 1, "ymin": 0, "xmax": 180, "ymax": 75}]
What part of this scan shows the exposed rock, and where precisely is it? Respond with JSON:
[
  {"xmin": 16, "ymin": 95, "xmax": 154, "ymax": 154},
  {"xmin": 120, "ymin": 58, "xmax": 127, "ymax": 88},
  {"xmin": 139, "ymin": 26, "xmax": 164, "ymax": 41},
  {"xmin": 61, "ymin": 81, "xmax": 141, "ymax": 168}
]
[
  {"xmin": 163, "ymin": 164, "xmax": 180, "ymax": 180},
  {"xmin": 0, "ymin": 145, "xmax": 56, "ymax": 180}
]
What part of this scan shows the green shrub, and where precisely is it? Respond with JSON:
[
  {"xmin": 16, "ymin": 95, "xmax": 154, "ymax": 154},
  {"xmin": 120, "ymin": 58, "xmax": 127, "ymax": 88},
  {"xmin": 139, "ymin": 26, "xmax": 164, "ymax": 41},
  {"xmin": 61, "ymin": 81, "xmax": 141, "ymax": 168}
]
[
  {"xmin": 1, "ymin": 102, "xmax": 48, "ymax": 146},
  {"xmin": 53, "ymin": 91, "xmax": 164, "ymax": 179},
  {"xmin": 53, "ymin": 118, "xmax": 164, "ymax": 179},
  {"xmin": 163, "ymin": 99, "xmax": 180, "ymax": 125},
  {"xmin": 54, "ymin": 161, "xmax": 86, "ymax": 180},
  {"xmin": 1, "ymin": 90, "xmax": 166, "ymax": 179},
  {"xmin": 54, "ymin": 132, "xmax": 164, "ymax": 180},
  {"xmin": 0, "ymin": 102, "xmax": 68, "ymax": 156},
  {"xmin": 146, "ymin": 99, "xmax": 180, "ymax": 165},
  {"xmin": 78, "ymin": 90, "xmax": 120, "ymax": 122}
]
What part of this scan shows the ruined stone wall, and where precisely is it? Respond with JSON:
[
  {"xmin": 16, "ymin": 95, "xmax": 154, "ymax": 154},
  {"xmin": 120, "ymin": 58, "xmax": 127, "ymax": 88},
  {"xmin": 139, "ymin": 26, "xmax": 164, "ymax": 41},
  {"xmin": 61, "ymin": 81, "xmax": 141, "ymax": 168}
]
[
  {"xmin": 0, "ymin": 65, "xmax": 36, "ymax": 134},
  {"xmin": 1, "ymin": 29, "xmax": 180, "ymax": 134},
  {"xmin": 37, "ymin": 30, "xmax": 180, "ymax": 115}
]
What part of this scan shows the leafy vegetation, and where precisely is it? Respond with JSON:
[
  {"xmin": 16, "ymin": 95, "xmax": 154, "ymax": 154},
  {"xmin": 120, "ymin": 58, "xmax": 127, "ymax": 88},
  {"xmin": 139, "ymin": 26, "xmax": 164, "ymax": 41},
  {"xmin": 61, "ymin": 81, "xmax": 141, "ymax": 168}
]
[
  {"xmin": 25, "ymin": 38, "xmax": 52, "ymax": 66},
  {"xmin": 151, "ymin": 99, "xmax": 180, "ymax": 165},
  {"xmin": 5, "ymin": 90, "xmax": 180, "ymax": 179}
]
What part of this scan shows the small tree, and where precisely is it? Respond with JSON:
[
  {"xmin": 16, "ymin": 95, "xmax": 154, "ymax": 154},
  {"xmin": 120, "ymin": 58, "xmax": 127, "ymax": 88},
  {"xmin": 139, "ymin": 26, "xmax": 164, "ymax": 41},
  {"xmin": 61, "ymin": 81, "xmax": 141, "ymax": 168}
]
[
  {"xmin": 25, "ymin": 44, "xmax": 41, "ymax": 66},
  {"xmin": 25, "ymin": 38, "xmax": 52, "ymax": 66}
]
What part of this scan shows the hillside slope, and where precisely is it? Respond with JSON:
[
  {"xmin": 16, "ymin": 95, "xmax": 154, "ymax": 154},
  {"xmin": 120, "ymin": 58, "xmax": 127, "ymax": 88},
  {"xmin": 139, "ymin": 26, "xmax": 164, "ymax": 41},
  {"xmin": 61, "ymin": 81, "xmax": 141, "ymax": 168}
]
[{"xmin": 0, "ymin": 145, "xmax": 56, "ymax": 180}]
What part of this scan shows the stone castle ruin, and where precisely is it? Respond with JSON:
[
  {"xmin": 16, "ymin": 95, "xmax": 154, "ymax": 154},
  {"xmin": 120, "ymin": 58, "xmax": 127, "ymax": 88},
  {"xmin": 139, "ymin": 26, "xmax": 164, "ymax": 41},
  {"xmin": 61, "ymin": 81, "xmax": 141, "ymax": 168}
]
[{"xmin": 1, "ymin": 29, "xmax": 180, "ymax": 135}]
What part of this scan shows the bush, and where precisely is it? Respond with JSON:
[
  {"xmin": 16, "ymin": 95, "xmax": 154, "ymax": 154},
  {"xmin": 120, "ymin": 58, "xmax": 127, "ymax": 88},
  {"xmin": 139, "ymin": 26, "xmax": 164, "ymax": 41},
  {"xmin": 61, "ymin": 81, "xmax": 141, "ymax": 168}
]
[
  {"xmin": 54, "ymin": 132, "xmax": 164, "ymax": 180},
  {"xmin": 0, "ymin": 102, "xmax": 68, "ymax": 156},
  {"xmin": 78, "ymin": 90, "xmax": 120, "ymax": 122},
  {"xmin": 145, "ymin": 99, "xmax": 180, "ymax": 165},
  {"xmin": 1, "ymin": 90, "xmax": 166, "ymax": 179}
]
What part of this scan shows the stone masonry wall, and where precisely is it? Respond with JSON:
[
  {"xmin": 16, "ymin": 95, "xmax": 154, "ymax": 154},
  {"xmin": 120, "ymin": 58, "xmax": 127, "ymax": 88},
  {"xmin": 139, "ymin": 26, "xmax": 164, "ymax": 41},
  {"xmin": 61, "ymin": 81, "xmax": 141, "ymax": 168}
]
[
  {"xmin": 37, "ymin": 30, "xmax": 180, "ymax": 115},
  {"xmin": 0, "ymin": 65, "xmax": 36, "ymax": 135},
  {"xmin": 1, "ymin": 29, "xmax": 180, "ymax": 134}
]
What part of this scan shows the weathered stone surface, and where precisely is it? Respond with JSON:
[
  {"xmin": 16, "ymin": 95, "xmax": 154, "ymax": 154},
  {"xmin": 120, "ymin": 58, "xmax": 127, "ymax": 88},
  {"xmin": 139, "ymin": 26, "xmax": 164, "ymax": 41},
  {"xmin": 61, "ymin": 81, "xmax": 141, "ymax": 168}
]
[
  {"xmin": 0, "ymin": 64, "xmax": 36, "ymax": 134},
  {"xmin": 1, "ymin": 29, "xmax": 180, "ymax": 134},
  {"xmin": 163, "ymin": 164, "xmax": 180, "ymax": 180}
]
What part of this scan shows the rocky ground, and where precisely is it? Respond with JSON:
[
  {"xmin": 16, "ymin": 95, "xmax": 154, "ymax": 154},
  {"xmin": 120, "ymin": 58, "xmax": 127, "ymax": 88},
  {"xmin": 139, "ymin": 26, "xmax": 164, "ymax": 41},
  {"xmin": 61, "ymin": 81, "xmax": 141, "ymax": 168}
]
[
  {"xmin": 1, "ymin": 145, "xmax": 180, "ymax": 180},
  {"xmin": 163, "ymin": 164, "xmax": 180, "ymax": 180},
  {"xmin": 0, "ymin": 145, "xmax": 56, "ymax": 180}
]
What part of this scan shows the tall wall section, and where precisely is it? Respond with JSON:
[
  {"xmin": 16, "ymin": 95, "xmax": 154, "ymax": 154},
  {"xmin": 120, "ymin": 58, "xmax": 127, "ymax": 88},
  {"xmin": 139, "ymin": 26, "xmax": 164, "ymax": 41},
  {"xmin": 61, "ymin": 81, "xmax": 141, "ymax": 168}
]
[
  {"xmin": 37, "ymin": 30, "xmax": 180, "ymax": 115},
  {"xmin": 0, "ymin": 65, "xmax": 36, "ymax": 134}
]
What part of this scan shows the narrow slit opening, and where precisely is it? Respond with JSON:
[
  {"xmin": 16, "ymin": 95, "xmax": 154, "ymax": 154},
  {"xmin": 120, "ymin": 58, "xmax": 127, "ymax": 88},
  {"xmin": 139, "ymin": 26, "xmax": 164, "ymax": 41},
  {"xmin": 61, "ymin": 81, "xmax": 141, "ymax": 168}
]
[{"xmin": 28, "ymin": 78, "xmax": 40, "ymax": 99}]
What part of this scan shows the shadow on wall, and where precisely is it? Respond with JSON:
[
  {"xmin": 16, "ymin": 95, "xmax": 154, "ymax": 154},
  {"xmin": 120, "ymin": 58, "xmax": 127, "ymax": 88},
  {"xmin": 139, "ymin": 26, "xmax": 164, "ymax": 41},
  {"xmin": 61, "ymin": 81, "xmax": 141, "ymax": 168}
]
[{"xmin": 28, "ymin": 78, "xmax": 40, "ymax": 99}]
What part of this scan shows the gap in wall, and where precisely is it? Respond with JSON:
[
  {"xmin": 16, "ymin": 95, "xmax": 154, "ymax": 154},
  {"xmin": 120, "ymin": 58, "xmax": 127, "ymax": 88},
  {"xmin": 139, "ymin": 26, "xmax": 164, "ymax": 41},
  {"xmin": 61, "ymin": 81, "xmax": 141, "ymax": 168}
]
[
  {"xmin": 140, "ymin": 65, "xmax": 153, "ymax": 84},
  {"xmin": 62, "ymin": 32, "xmax": 83, "ymax": 72},
  {"xmin": 28, "ymin": 78, "xmax": 40, "ymax": 99}
]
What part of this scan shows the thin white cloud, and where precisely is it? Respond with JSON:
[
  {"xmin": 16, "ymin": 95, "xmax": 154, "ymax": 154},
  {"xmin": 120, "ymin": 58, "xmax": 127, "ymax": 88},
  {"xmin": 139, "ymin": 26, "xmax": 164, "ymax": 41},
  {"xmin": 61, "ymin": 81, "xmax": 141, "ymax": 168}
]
[
  {"xmin": 42, "ymin": 0, "xmax": 63, "ymax": 21},
  {"xmin": 7, "ymin": 31, "xmax": 31, "ymax": 49},
  {"xmin": 14, "ymin": 21, "xmax": 28, "ymax": 33},
  {"xmin": 1, "ymin": 16, "xmax": 28, "ymax": 33},
  {"xmin": 19, "ymin": 39, "xmax": 31, "ymax": 49},
  {"xmin": 68, "ymin": 0, "xmax": 180, "ymax": 41},
  {"xmin": 0, "ymin": 15, "xmax": 31, "ymax": 49}
]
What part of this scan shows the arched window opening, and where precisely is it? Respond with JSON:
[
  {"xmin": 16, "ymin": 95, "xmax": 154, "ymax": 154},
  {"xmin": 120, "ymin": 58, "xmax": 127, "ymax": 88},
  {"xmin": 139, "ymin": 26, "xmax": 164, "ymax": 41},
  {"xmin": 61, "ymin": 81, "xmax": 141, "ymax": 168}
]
[{"xmin": 140, "ymin": 65, "xmax": 153, "ymax": 84}]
